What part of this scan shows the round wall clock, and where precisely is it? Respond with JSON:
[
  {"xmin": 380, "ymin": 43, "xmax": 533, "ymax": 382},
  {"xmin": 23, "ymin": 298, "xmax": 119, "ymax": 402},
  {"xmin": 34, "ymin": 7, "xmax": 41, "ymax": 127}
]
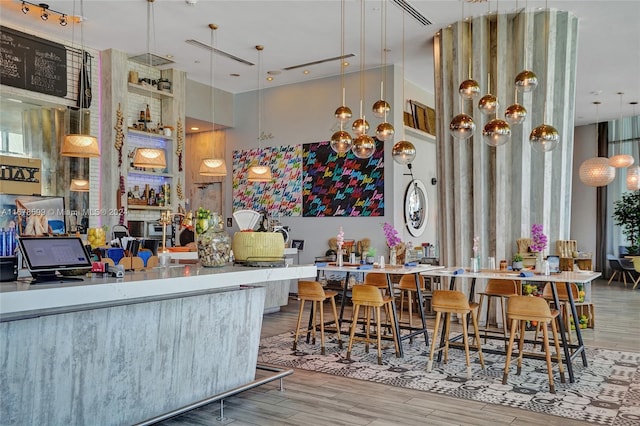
[{"xmin": 404, "ymin": 179, "xmax": 428, "ymax": 237}]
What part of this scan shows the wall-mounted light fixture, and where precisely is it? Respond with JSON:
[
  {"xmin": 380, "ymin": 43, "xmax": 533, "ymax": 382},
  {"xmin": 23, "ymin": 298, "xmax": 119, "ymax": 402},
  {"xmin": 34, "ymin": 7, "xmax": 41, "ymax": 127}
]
[{"xmin": 21, "ymin": 1, "xmax": 72, "ymax": 27}]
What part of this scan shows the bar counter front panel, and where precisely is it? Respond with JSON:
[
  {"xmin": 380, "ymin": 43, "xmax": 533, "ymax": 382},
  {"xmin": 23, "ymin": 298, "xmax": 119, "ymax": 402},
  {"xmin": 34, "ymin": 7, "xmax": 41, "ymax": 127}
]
[{"xmin": 0, "ymin": 264, "xmax": 316, "ymax": 425}]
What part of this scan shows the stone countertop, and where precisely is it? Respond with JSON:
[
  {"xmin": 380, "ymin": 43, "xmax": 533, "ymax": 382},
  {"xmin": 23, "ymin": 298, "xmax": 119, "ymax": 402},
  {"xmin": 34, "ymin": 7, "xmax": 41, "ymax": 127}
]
[{"xmin": 0, "ymin": 264, "xmax": 316, "ymax": 320}]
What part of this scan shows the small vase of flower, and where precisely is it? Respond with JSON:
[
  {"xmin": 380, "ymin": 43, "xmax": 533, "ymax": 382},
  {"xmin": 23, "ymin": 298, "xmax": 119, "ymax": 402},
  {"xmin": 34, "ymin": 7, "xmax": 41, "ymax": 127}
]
[
  {"xmin": 530, "ymin": 224, "xmax": 548, "ymax": 273},
  {"xmin": 383, "ymin": 222, "xmax": 402, "ymax": 266}
]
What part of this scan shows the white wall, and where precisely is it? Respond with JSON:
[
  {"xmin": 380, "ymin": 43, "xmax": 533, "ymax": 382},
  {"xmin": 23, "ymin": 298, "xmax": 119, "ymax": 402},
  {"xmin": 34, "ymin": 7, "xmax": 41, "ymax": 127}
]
[{"xmin": 220, "ymin": 66, "xmax": 438, "ymax": 264}]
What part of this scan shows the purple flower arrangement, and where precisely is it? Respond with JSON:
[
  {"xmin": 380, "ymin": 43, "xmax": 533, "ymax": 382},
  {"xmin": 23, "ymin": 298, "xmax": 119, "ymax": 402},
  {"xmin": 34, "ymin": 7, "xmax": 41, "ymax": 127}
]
[
  {"xmin": 530, "ymin": 224, "xmax": 548, "ymax": 253},
  {"xmin": 383, "ymin": 222, "xmax": 402, "ymax": 247}
]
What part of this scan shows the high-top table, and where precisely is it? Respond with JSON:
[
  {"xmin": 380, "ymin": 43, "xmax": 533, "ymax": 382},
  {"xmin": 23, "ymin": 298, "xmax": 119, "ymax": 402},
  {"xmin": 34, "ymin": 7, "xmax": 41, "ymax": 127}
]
[
  {"xmin": 316, "ymin": 264, "xmax": 444, "ymax": 356},
  {"xmin": 420, "ymin": 268, "xmax": 601, "ymax": 383}
]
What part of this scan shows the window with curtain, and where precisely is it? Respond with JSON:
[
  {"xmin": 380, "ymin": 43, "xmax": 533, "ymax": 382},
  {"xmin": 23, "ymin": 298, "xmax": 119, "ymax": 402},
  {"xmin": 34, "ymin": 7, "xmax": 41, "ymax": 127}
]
[{"xmin": 606, "ymin": 114, "xmax": 640, "ymax": 256}]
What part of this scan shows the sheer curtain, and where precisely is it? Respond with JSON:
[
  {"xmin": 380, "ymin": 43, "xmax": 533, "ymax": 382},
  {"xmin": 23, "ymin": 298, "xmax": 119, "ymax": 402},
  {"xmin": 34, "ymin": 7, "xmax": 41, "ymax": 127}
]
[{"xmin": 606, "ymin": 114, "xmax": 640, "ymax": 256}]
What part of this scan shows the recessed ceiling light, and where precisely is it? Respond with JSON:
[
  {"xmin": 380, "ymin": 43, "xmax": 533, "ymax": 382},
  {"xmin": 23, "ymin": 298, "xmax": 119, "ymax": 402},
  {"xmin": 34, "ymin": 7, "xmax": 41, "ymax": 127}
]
[
  {"xmin": 343, "ymin": 61, "xmax": 349, "ymax": 67},
  {"xmin": 191, "ymin": 127, "xmax": 199, "ymax": 131},
  {"xmin": 303, "ymin": 70, "xmax": 310, "ymax": 75},
  {"xmin": 266, "ymin": 76, "xmax": 274, "ymax": 81}
]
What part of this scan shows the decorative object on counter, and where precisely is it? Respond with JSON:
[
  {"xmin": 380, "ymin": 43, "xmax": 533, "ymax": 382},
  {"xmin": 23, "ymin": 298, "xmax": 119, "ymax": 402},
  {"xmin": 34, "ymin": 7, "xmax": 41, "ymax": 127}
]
[
  {"xmin": 382, "ymin": 222, "xmax": 403, "ymax": 266},
  {"xmin": 87, "ymin": 227, "xmax": 106, "ymax": 249},
  {"xmin": 195, "ymin": 207, "xmax": 230, "ymax": 267},
  {"xmin": 365, "ymin": 247, "xmax": 376, "ymax": 264},
  {"xmin": 512, "ymin": 253, "xmax": 523, "ymax": 271},
  {"xmin": 530, "ymin": 223, "xmax": 547, "ymax": 272},
  {"xmin": 176, "ymin": 118, "xmax": 184, "ymax": 172}
]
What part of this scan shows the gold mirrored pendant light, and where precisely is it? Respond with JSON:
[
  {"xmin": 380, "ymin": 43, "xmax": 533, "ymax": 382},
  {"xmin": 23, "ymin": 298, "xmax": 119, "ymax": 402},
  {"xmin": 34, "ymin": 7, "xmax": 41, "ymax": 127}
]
[
  {"xmin": 70, "ymin": 178, "xmax": 90, "ymax": 192},
  {"xmin": 482, "ymin": 12, "xmax": 510, "ymax": 147},
  {"xmin": 609, "ymin": 92, "xmax": 635, "ymax": 168},
  {"xmin": 458, "ymin": 1, "xmax": 480, "ymax": 100},
  {"xmin": 330, "ymin": 0, "xmax": 353, "ymax": 155},
  {"xmin": 351, "ymin": 0, "xmax": 375, "ymax": 159},
  {"xmin": 392, "ymin": 7, "xmax": 415, "ymax": 165},
  {"xmin": 478, "ymin": 73, "xmax": 498, "ymax": 116},
  {"xmin": 199, "ymin": 23, "xmax": 227, "ymax": 176},
  {"xmin": 132, "ymin": 0, "xmax": 166, "ymax": 169},
  {"xmin": 247, "ymin": 45, "xmax": 273, "ymax": 182},
  {"xmin": 61, "ymin": 0, "xmax": 99, "ymax": 158},
  {"xmin": 373, "ymin": 0, "xmax": 394, "ymax": 142},
  {"xmin": 529, "ymin": 3, "xmax": 559, "ymax": 153},
  {"xmin": 579, "ymin": 101, "xmax": 615, "ymax": 187},
  {"xmin": 505, "ymin": 87, "xmax": 527, "ymax": 125},
  {"xmin": 513, "ymin": 0, "xmax": 538, "ymax": 92}
]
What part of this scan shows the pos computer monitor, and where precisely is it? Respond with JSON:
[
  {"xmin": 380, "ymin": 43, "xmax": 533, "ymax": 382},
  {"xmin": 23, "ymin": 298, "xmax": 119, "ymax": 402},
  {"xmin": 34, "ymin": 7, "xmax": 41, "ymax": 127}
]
[{"xmin": 18, "ymin": 236, "xmax": 92, "ymax": 283}]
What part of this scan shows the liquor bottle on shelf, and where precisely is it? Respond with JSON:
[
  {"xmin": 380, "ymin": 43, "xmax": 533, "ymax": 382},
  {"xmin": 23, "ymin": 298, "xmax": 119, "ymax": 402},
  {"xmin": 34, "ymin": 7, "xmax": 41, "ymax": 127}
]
[{"xmin": 145, "ymin": 104, "xmax": 151, "ymax": 122}]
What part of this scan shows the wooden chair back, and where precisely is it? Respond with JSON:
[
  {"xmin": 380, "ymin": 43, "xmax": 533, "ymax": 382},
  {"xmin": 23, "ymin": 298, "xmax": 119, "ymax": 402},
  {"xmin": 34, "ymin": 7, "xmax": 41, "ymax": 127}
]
[
  {"xmin": 363, "ymin": 272, "xmax": 388, "ymax": 289},
  {"xmin": 542, "ymin": 282, "xmax": 578, "ymax": 301},
  {"xmin": 351, "ymin": 284, "xmax": 385, "ymax": 306},
  {"xmin": 556, "ymin": 240, "xmax": 577, "ymax": 258},
  {"xmin": 507, "ymin": 295, "xmax": 553, "ymax": 321},
  {"xmin": 516, "ymin": 238, "xmax": 532, "ymax": 254},
  {"xmin": 298, "ymin": 280, "xmax": 327, "ymax": 301},
  {"xmin": 484, "ymin": 279, "xmax": 519, "ymax": 296},
  {"xmin": 432, "ymin": 290, "xmax": 470, "ymax": 314},
  {"xmin": 633, "ymin": 257, "xmax": 640, "ymax": 273},
  {"xmin": 397, "ymin": 274, "xmax": 425, "ymax": 290}
]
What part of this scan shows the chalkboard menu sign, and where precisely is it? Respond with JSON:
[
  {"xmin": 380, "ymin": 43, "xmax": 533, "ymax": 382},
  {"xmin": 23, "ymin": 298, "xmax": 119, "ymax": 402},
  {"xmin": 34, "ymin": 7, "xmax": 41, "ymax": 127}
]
[{"xmin": 0, "ymin": 26, "xmax": 67, "ymax": 97}]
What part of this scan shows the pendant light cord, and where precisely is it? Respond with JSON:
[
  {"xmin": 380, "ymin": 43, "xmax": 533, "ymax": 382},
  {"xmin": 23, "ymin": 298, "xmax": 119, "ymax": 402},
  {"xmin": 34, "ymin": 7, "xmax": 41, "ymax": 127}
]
[
  {"xmin": 340, "ymin": 0, "xmax": 346, "ymax": 131},
  {"xmin": 359, "ymin": 0, "xmax": 365, "ymax": 121},
  {"xmin": 209, "ymin": 24, "xmax": 217, "ymax": 158}
]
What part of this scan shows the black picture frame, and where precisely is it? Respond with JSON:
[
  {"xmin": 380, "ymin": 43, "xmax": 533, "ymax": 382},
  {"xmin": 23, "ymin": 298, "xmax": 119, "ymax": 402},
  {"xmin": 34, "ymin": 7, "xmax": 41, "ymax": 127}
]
[{"xmin": 291, "ymin": 239, "xmax": 305, "ymax": 250}]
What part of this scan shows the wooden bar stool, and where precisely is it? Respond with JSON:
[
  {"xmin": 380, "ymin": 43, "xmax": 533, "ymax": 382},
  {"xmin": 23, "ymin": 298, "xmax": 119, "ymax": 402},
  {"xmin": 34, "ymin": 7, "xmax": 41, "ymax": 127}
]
[
  {"xmin": 293, "ymin": 280, "xmax": 342, "ymax": 355},
  {"xmin": 503, "ymin": 295, "xmax": 565, "ymax": 393},
  {"xmin": 427, "ymin": 290, "xmax": 485, "ymax": 378},
  {"xmin": 477, "ymin": 279, "xmax": 519, "ymax": 347},
  {"xmin": 346, "ymin": 284, "xmax": 400, "ymax": 365},
  {"xmin": 396, "ymin": 274, "xmax": 426, "ymax": 327}
]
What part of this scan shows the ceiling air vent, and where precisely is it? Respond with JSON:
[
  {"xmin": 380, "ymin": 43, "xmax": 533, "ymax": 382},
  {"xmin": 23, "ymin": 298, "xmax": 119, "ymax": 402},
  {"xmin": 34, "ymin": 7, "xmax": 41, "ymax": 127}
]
[
  {"xmin": 391, "ymin": 0, "xmax": 432, "ymax": 26},
  {"xmin": 129, "ymin": 53, "xmax": 175, "ymax": 67},
  {"xmin": 283, "ymin": 54, "xmax": 355, "ymax": 71},
  {"xmin": 185, "ymin": 39, "xmax": 255, "ymax": 66}
]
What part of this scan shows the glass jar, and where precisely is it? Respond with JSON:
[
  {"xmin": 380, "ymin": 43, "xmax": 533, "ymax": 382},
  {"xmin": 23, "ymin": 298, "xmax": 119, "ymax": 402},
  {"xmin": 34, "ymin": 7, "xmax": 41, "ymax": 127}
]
[
  {"xmin": 389, "ymin": 246, "xmax": 397, "ymax": 266},
  {"xmin": 197, "ymin": 213, "xmax": 231, "ymax": 267}
]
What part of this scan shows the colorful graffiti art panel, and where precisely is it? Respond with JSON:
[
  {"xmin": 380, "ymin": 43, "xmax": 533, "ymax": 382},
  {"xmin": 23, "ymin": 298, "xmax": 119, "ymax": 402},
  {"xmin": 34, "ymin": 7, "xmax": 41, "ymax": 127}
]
[
  {"xmin": 302, "ymin": 141, "xmax": 384, "ymax": 217},
  {"xmin": 232, "ymin": 146, "xmax": 302, "ymax": 216}
]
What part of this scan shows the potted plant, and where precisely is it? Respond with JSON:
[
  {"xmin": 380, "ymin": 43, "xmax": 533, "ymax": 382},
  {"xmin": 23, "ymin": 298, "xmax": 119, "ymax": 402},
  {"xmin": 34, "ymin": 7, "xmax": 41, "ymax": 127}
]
[
  {"xmin": 612, "ymin": 191, "xmax": 640, "ymax": 255},
  {"xmin": 512, "ymin": 253, "xmax": 524, "ymax": 271},
  {"xmin": 365, "ymin": 247, "xmax": 377, "ymax": 264}
]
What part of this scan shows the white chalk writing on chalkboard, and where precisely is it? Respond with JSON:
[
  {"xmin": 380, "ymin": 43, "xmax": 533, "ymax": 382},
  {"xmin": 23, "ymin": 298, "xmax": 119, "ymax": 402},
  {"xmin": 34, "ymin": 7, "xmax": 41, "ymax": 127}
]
[{"xmin": 0, "ymin": 26, "xmax": 67, "ymax": 97}]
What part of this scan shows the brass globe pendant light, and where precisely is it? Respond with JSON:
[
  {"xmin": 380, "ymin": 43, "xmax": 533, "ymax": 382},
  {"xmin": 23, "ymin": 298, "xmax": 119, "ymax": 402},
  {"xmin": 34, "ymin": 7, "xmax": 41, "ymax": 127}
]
[
  {"xmin": 392, "ymin": 7, "xmax": 416, "ymax": 166},
  {"xmin": 478, "ymin": 75, "xmax": 498, "ymax": 116},
  {"xmin": 350, "ymin": 0, "xmax": 375, "ymax": 160},
  {"xmin": 450, "ymin": 113, "xmax": 476, "ymax": 140},
  {"xmin": 514, "ymin": 69, "xmax": 538, "ymax": 93},
  {"xmin": 529, "ymin": 4, "xmax": 560, "ymax": 153},
  {"xmin": 352, "ymin": 134, "xmax": 376, "ymax": 159},
  {"xmin": 457, "ymin": 3, "xmax": 480, "ymax": 100},
  {"xmin": 482, "ymin": 118, "xmax": 511, "ymax": 147},
  {"xmin": 330, "ymin": 0, "xmax": 352, "ymax": 154},
  {"xmin": 376, "ymin": 121, "xmax": 394, "ymax": 142},
  {"xmin": 330, "ymin": 130, "xmax": 353, "ymax": 154},
  {"xmin": 199, "ymin": 24, "xmax": 227, "ymax": 177},
  {"xmin": 392, "ymin": 140, "xmax": 416, "ymax": 165},
  {"xmin": 459, "ymin": 79, "xmax": 481, "ymax": 100},
  {"xmin": 505, "ymin": 76, "xmax": 527, "ymax": 126}
]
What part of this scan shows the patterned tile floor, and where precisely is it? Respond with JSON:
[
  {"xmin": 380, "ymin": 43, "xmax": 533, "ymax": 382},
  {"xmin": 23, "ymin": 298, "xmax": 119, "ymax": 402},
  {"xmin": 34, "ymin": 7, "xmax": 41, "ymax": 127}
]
[{"xmin": 259, "ymin": 330, "xmax": 640, "ymax": 425}]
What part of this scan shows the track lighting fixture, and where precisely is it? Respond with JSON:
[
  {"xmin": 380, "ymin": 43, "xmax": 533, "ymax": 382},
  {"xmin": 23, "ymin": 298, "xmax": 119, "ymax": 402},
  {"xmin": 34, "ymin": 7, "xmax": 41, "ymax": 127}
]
[
  {"xmin": 40, "ymin": 5, "xmax": 49, "ymax": 21},
  {"xmin": 20, "ymin": 2, "xmax": 72, "ymax": 27}
]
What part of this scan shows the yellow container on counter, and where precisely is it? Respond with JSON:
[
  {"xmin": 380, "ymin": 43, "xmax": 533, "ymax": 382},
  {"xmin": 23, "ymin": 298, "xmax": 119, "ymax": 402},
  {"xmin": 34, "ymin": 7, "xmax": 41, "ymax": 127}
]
[{"xmin": 231, "ymin": 232, "xmax": 284, "ymax": 262}]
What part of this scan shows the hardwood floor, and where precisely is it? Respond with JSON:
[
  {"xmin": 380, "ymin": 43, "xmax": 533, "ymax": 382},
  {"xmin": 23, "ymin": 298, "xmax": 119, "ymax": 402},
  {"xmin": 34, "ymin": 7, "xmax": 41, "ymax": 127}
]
[{"xmin": 159, "ymin": 279, "xmax": 640, "ymax": 426}]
